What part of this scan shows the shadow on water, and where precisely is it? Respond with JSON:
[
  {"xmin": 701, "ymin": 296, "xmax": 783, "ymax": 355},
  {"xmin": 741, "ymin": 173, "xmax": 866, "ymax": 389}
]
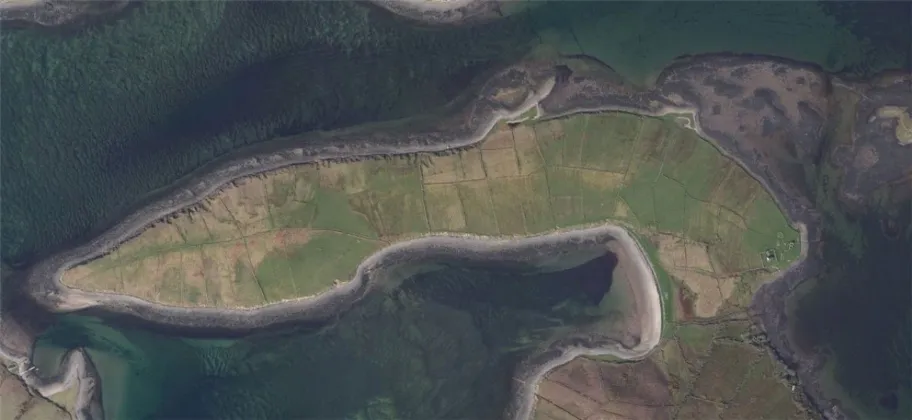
[
  {"xmin": 794, "ymin": 202, "xmax": 912, "ymax": 418},
  {"xmin": 33, "ymin": 252, "xmax": 623, "ymax": 419}
]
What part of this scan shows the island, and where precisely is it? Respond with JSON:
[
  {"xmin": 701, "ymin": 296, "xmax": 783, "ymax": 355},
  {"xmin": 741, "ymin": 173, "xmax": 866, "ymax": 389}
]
[
  {"xmin": 4, "ymin": 55, "xmax": 812, "ymax": 420},
  {"xmin": 1, "ymin": 2, "xmax": 909, "ymax": 420}
]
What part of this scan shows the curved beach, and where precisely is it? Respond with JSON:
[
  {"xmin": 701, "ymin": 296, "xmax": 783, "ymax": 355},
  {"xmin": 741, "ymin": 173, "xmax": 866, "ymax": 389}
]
[{"xmin": 13, "ymin": 225, "xmax": 664, "ymax": 420}]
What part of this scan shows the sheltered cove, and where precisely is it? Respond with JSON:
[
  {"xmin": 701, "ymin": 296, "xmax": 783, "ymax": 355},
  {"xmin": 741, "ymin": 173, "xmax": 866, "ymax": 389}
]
[{"xmin": 7, "ymin": 49, "xmax": 902, "ymax": 419}]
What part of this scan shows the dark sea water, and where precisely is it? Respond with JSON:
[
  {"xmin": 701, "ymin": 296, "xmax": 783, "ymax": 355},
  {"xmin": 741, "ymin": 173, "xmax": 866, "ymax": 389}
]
[
  {"xmin": 2, "ymin": 1, "xmax": 908, "ymax": 266},
  {"xmin": 794, "ymin": 204, "xmax": 912, "ymax": 418},
  {"xmin": 33, "ymin": 252, "xmax": 631, "ymax": 419}
]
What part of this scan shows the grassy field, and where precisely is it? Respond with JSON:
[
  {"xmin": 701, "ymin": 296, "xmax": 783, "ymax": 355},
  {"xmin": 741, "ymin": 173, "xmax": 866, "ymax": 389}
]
[
  {"xmin": 62, "ymin": 112, "xmax": 800, "ymax": 309},
  {"xmin": 0, "ymin": 366, "xmax": 71, "ymax": 420}
]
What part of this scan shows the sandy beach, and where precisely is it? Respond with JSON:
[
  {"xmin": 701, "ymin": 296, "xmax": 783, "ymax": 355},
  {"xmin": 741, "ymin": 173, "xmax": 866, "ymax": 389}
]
[
  {"xmin": 12, "ymin": 225, "xmax": 663, "ymax": 420},
  {"xmin": 503, "ymin": 226, "xmax": 663, "ymax": 420},
  {"xmin": 369, "ymin": 0, "xmax": 501, "ymax": 25}
]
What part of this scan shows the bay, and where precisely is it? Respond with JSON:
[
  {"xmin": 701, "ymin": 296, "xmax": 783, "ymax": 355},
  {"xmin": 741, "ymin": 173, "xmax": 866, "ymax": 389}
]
[{"xmin": 34, "ymin": 251, "xmax": 631, "ymax": 419}]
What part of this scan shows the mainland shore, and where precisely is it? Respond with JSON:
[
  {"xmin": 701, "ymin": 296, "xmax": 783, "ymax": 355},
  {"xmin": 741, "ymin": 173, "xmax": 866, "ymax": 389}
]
[{"xmin": 6, "ymin": 51, "xmax": 904, "ymax": 420}]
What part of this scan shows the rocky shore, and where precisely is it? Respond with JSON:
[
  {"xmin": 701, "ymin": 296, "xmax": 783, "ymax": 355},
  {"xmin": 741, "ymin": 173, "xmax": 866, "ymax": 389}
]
[{"xmin": 4, "ymin": 51, "xmax": 907, "ymax": 419}]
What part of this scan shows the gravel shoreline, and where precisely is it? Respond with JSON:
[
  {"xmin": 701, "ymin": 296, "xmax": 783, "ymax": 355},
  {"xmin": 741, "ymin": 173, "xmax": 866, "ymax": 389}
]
[
  {"xmin": 6, "ymin": 51, "xmax": 890, "ymax": 419},
  {"xmin": 10, "ymin": 226, "xmax": 663, "ymax": 420}
]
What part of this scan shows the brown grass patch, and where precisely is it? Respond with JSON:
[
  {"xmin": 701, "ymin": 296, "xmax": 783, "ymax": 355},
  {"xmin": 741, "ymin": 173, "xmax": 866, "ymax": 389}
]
[
  {"xmin": 613, "ymin": 200, "xmax": 631, "ymax": 219},
  {"xmin": 292, "ymin": 168, "xmax": 318, "ymax": 201},
  {"xmin": 654, "ymin": 234, "xmax": 714, "ymax": 272},
  {"xmin": 118, "ymin": 251, "xmax": 161, "ymax": 302},
  {"xmin": 195, "ymin": 199, "xmax": 242, "ymax": 241},
  {"xmin": 65, "ymin": 228, "xmax": 314, "ymax": 308},
  {"xmin": 693, "ymin": 342, "xmax": 758, "ymax": 402},
  {"xmin": 482, "ymin": 147, "xmax": 521, "ymax": 178},
  {"xmin": 539, "ymin": 357, "xmax": 673, "ymax": 420},
  {"xmin": 116, "ymin": 222, "xmax": 186, "ymax": 258},
  {"xmin": 578, "ymin": 168, "xmax": 625, "ymax": 190},
  {"xmin": 482, "ymin": 127, "xmax": 515, "ymax": 150},
  {"xmin": 537, "ymin": 379, "xmax": 601, "ymax": 419},
  {"xmin": 459, "ymin": 148, "xmax": 487, "ymax": 181},
  {"xmin": 675, "ymin": 271, "xmax": 733, "ymax": 318},
  {"xmin": 424, "ymin": 183, "xmax": 467, "ymax": 231},
  {"xmin": 317, "ymin": 161, "xmax": 368, "ymax": 193},
  {"xmin": 421, "ymin": 154, "xmax": 463, "ymax": 184},
  {"xmin": 513, "ymin": 125, "xmax": 545, "ymax": 175},
  {"xmin": 675, "ymin": 396, "xmax": 724, "ymax": 420},
  {"xmin": 654, "ymin": 234, "xmax": 736, "ymax": 317},
  {"xmin": 533, "ymin": 398, "xmax": 579, "ymax": 420},
  {"xmin": 221, "ymin": 178, "xmax": 272, "ymax": 234}
]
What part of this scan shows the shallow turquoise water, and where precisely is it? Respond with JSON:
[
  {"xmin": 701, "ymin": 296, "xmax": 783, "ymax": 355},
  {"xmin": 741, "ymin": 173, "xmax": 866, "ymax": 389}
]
[{"xmin": 34, "ymin": 252, "xmax": 630, "ymax": 419}]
